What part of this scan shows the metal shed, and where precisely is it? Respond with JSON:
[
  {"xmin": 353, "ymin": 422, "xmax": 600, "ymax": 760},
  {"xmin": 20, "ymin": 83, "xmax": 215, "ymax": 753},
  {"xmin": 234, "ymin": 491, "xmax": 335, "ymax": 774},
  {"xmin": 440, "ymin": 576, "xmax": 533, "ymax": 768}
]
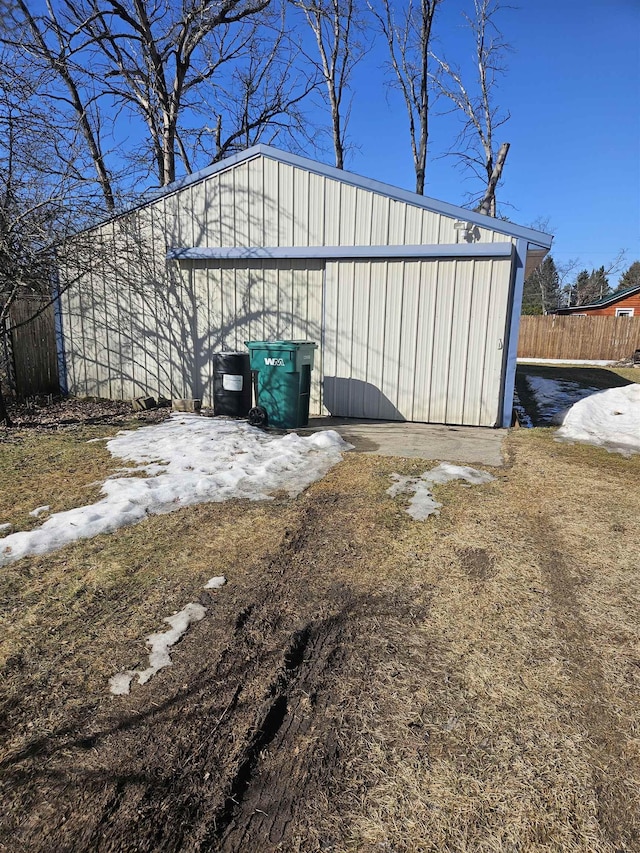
[{"xmin": 58, "ymin": 145, "xmax": 553, "ymax": 427}]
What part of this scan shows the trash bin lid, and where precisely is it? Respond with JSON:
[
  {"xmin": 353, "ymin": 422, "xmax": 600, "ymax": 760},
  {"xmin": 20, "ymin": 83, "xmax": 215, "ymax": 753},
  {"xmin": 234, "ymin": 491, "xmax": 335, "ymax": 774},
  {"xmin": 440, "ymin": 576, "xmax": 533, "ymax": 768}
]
[{"xmin": 245, "ymin": 340, "xmax": 317, "ymax": 350}]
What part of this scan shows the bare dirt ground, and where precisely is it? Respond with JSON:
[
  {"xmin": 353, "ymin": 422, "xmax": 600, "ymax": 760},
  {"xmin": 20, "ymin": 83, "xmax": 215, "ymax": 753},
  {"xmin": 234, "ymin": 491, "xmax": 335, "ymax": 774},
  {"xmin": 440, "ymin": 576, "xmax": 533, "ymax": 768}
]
[{"xmin": 1, "ymin": 402, "xmax": 640, "ymax": 852}]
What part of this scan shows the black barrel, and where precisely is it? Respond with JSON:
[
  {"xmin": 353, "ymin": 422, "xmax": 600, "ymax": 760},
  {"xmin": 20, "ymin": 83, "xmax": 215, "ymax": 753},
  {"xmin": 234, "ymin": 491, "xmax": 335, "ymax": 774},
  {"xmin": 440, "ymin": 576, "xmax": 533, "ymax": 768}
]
[{"xmin": 212, "ymin": 352, "xmax": 252, "ymax": 417}]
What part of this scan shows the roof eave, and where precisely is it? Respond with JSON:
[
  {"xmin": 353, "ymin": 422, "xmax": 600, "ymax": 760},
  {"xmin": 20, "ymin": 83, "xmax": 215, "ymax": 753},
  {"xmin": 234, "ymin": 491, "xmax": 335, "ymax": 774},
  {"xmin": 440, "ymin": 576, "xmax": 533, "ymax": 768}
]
[{"xmin": 557, "ymin": 284, "xmax": 640, "ymax": 311}]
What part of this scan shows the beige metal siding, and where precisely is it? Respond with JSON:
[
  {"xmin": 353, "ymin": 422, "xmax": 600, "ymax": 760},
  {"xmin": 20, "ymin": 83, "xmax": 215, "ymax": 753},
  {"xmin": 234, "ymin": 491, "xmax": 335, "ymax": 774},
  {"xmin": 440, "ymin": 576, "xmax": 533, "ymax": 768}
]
[
  {"xmin": 167, "ymin": 155, "xmax": 516, "ymax": 249},
  {"xmin": 59, "ymin": 153, "xmax": 518, "ymax": 424},
  {"xmin": 322, "ymin": 257, "xmax": 512, "ymax": 426},
  {"xmin": 62, "ymin": 214, "xmax": 197, "ymax": 404},
  {"xmin": 190, "ymin": 259, "xmax": 324, "ymax": 412},
  {"xmin": 62, "ymin": 239, "xmax": 324, "ymax": 411}
]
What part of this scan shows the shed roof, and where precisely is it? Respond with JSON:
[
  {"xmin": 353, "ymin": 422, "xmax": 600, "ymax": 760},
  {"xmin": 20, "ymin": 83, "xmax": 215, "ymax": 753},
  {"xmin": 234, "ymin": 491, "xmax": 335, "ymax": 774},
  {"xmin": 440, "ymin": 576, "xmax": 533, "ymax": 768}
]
[
  {"xmin": 145, "ymin": 144, "xmax": 553, "ymax": 250},
  {"xmin": 556, "ymin": 283, "xmax": 640, "ymax": 312}
]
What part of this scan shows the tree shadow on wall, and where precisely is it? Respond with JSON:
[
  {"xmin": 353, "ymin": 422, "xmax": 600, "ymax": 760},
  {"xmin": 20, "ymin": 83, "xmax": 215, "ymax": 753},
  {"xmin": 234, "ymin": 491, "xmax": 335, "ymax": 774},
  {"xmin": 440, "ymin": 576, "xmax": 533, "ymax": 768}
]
[{"xmin": 60, "ymin": 191, "xmax": 323, "ymax": 406}]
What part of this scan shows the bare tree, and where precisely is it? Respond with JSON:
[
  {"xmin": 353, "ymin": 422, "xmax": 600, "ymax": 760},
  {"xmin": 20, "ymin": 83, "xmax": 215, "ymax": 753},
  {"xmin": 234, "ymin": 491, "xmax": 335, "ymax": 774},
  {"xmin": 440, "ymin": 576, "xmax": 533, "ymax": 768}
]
[
  {"xmin": 370, "ymin": 0, "xmax": 443, "ymax": 194},
  {"xmin": 198, "ymin": 13, "xmax": 319, "ymax": 161},
  {"xmin": 5, "ymin": 0, "xmax": 317, "ymax": 197},
  {"xmin": 0, "ymin": 56, "xmax": 102, "ymax": 425},
  {"xmin": 60, "ymin": 0, "xmax": 281, "ymax": 186},
  {"xmin": 293, "ymin": 0, "xmax": 365, "ymax": 169},
  {"xmin": 431, "ymin": 0, "xmax": 511, "ymax": 216},
  {"xmin": 11, "ymin": 0, "xmax": 116, "ymax": 211}
]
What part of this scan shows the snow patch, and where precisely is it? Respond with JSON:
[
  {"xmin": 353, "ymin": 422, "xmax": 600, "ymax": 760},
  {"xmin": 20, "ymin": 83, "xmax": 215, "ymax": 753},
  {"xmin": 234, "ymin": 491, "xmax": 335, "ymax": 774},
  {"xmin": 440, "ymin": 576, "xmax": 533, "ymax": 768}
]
[
  {"xmin": 0, "ymin": 523, "xmax": 11, "ymax": 534},
  {"xmin": 109, "ymin": 602, "xmax": 207, "ymax": 695},
  {"xmin": 388, "ymin": 462, "xmax": 495, "ymax": 520},
  {"xmin": 423, "ymin": 462, "xmax": 495, "ymax": 487},
  {"xmin": 204, "ymin": 575, "xmax": 226, "ymax": 590},
  {"xmin": 556, "ymin": 384, "xmax": 640, "ymax": 456},
  {"xmin": 108, "ymin": 671, "xmax": 137, "ymax": 696},
  {"xmin": 29, "ymin": 505, "xmax": 50, "ymax": 518},
  {"xmin": 518, "ymin": 358, "xmax": 616, "ymax": 366},
  {"xmin": 0, "ymin": 416, "xmax": 351, "ymax": 567}
]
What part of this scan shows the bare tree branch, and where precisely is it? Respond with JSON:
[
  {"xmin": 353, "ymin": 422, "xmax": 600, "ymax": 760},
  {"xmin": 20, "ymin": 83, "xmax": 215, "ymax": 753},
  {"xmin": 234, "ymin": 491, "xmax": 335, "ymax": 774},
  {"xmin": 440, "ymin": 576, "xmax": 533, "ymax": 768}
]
[
  {"xmin": 370, "ymin": 0, "xmax": 442, "ymax": 194},
  {"xmin": 292, "ymin": 0, "xmax": 365, "ymax": 169},
  {"xmin": 431, "ymin": 0, "xmax": 512, "ymax": 215}
]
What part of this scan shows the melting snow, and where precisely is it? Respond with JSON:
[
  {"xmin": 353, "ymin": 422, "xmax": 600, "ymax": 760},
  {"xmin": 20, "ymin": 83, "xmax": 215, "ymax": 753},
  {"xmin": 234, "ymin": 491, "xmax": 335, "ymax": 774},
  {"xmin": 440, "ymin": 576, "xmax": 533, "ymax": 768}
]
[
  {"xmin": 109, "ymin": 601, "xmax": 207, "ymax": 696},
  {"xmin": 388, "ymin": 462, "xmax": 495, "ymax": 520},
  {"xmin": 556, "ymin": 384, "xmax": 640, "ymax": 456},
  {"xmin": 29, "ymin": 505, "xmax": 50, "ymax": 518},
  {"xmin": 525, "ymin": 375, "xmax": 601, "ymax": 424},
  {"xmin": 0, "ymin": 415, "xmax": 351, "ymax": 567},
  {"xmin": 0, "ymin": 523, "xmax": 11, "ymax": 534},
  {"xmin": 204, "ymin": 575, "xmax": 226, "ymax": 589}
]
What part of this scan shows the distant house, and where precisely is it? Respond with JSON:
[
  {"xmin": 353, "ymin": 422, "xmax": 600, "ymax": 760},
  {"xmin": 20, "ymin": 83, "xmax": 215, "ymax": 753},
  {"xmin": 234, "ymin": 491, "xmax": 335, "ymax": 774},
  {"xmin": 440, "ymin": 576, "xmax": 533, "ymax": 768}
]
[{"xmin": 556, "ymin": 284, "xmax": 640, "ymax": 317}]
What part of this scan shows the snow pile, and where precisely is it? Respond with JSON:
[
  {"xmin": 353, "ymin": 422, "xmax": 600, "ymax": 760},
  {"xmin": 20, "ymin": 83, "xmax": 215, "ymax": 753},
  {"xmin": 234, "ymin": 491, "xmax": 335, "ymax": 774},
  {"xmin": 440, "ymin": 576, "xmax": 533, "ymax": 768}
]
[
  {"xmin": 109, "ymin": 602, "xmax": 207, "ymax": 696},
  {"xmin": 0, "ymin": 415, "xmax": 351, "ymax": 567},
  {"xmin": 388, "ymin": 462, "xmax": 495, "ymax": 520},
  {"xmin": 525, "ymin": 375, "xmax": 601, "ymax": 423},
  {"xmin": 556, "ymin": 384, "xmax": 640, "ymax": 456}
]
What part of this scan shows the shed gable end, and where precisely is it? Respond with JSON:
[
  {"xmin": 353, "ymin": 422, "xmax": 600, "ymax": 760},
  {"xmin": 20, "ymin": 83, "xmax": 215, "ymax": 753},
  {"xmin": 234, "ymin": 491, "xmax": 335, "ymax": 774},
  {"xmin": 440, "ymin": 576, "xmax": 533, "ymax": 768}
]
[{"xmin": 160, "ymin": 154, "xmax": 515, "ymax": 251}]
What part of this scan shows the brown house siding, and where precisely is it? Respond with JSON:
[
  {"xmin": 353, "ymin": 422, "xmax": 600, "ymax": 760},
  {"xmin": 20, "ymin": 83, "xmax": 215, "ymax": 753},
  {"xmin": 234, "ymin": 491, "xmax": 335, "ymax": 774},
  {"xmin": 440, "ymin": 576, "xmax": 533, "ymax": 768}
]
[
  {"xmin": 557, "ymin": 291, "xmax": 640, "ymax": 316},
  {"xmin": 583, "ymin": 293, "xmax": 640, "ymax": 315}
]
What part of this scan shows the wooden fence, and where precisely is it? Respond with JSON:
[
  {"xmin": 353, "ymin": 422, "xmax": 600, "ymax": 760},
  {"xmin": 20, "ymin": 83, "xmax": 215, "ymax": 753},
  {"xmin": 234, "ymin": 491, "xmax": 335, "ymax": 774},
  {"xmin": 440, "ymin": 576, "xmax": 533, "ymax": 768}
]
[
  {"xmin": 518, "ymin": 315, "xmax": 640, "ymax": 361},
  {"xmin": 6, "ymin": 296, "xmax": 60, "ymax": 397}
]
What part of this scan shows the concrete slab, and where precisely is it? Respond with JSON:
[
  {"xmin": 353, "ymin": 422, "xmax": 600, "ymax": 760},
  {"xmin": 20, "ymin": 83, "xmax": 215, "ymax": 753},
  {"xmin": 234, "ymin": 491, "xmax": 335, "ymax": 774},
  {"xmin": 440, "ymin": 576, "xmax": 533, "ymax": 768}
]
[{"xmin": 296, "ymin": 417, "xmax": 507, "ymax": 467}]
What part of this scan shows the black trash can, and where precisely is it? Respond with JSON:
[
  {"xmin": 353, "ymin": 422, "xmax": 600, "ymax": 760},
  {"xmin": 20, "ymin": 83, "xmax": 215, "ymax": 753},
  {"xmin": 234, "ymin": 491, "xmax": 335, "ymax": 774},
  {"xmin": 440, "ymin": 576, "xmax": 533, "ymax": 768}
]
[{"xmin": 212, "ymin": 352, "xmax": 252, "ymax": 417}]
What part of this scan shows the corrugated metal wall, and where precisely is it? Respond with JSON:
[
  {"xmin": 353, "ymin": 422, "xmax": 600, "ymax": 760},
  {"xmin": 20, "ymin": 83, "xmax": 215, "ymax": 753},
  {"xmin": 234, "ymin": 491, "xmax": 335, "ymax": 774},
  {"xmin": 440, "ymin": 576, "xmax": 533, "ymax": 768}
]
[
  {"xmin": 60, "ymin": 153, "xmax": 517, "ymax": 424},
  {"xmin": 166, "ymin": 156, "xmax": 516, "ymax": 250},
  {"xmin": 188, "ymin": 259, "xmax": 323, "ymax": 410},
  {"xmin": 61, "ymin": 243, "xmax": 324, "ymax": 410},
  {"xmin": 61, "ymin": 217, "xmax": 199, "ymax": 402},
  {"xmin": 323, "ymin": 257, "xmax": 512, "ymax": 426}
]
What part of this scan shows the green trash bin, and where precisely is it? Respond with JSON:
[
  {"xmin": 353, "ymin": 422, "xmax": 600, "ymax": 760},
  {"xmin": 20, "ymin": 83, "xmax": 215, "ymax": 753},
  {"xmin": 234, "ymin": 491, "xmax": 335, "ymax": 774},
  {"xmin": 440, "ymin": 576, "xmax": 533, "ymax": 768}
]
[{"xmin": 245, "ymin": 340, "xmax": 317, "ymax": 429}]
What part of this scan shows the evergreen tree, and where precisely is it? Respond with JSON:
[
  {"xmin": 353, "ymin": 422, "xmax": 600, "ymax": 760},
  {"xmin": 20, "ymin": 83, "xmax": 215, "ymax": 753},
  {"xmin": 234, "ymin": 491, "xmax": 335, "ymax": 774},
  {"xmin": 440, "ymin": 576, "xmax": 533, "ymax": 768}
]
[
  {"xmin": 585, "ymin": 266, "xmax": 610, "ymax": 303},
  {"xmin": 568, "ymin": 270, "xmax": 589, "ymax": 306},
  {"xmin": 521, "ymin": 255, "xmax": 561, "ymax": 314},
  {"xmin": 570, "ymin": 266, "xmax": 610, "ymax": 306},
  {"xmin": 617, "ymin": 260, "xmax": 640, "ymax": 291}
]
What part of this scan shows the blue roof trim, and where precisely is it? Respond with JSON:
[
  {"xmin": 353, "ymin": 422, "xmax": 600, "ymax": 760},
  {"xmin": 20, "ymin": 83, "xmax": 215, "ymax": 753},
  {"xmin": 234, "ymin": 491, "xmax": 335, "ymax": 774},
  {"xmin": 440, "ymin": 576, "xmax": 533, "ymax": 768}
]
[
  {"xmin": 167, "ymin": 243, "xmax": 515, "ymax": 261},
  {"xmin": 153, "ymin": 144, "xmax": 553, "ymax": 248}
]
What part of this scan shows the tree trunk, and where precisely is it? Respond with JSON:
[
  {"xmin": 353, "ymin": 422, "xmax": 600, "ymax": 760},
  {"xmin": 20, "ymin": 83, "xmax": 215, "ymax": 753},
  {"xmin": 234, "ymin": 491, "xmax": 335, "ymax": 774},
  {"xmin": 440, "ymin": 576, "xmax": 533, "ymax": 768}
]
[
  {"xmin": 332, "ymin": 103, "xmax": 344, "ymax": 169},
  {"xmin": 0, "ymin": 381, "xmax": 11, "ymax": 427},
  {"xmin": 478, "ymin": 141, "xmax": 509, "ymax": 216}
]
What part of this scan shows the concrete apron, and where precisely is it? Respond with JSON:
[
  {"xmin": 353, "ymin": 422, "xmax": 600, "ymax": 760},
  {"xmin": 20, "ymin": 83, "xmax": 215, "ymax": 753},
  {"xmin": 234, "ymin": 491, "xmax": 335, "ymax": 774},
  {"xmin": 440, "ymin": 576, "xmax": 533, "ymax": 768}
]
[{"xmin": 295, "ymin": 417, "xmax": 507, "ymax": 468}]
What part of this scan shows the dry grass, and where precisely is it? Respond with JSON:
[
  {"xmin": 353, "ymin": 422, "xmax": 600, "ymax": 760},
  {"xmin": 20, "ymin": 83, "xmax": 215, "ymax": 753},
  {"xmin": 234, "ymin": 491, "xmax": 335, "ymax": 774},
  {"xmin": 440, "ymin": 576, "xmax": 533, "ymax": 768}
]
[
  {"xmin": 0, "ymin": 426, "xmax": 119, "ymax": 530},
  {"xmin": 332, "ymin": 432, "xmax": 640, "ymax": 852},
  {"xmin": 608, "ymin": 366, "xmax": 640, "ymax": 383},
  {"xmin": 1, "ymin": 422, "xmax": 640, "ymax": 852}
]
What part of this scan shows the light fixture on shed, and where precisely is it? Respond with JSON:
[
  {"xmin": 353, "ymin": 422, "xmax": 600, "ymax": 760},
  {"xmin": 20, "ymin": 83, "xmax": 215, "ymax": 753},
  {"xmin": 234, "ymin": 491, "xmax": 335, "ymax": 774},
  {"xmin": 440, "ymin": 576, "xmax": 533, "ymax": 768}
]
[{"xmin": 453, "ymin": 220, "xmax": 473, "ymax": 242}]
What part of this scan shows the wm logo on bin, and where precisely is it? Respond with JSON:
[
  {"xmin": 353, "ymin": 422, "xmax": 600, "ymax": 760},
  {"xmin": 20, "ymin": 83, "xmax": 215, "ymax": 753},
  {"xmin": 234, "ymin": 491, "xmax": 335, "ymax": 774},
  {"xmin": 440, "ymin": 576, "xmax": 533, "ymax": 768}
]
[{"xmin": 264, "ymin": 357, "xmax": 286, "ymax": 366}]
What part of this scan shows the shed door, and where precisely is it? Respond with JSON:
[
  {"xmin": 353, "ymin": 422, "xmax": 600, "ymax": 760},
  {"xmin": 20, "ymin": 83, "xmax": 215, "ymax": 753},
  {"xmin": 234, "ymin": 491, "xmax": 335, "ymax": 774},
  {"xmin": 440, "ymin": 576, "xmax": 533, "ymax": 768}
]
[{"xmin": 322, "ymin": 257, "xmax": 513, "ymax": 426}]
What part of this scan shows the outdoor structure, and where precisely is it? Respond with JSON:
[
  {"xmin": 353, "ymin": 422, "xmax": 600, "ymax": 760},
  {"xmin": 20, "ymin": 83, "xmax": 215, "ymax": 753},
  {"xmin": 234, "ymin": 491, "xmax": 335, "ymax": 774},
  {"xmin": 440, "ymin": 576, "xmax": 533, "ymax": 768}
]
[
  {"xmin": 555, "ymin": 284, "xmax": 640, "ymax": 317},
  {"xmin": 57, "ymin": 145, "xmax": 552, "ymax": 427}
]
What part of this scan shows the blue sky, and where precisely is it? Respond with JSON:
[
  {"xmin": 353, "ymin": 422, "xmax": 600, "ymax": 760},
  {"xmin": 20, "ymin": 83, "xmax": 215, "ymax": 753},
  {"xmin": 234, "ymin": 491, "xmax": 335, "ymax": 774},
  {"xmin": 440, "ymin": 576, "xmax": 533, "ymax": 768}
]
[{"xmin": 340, "ymin": 0, "xmax": 640, "ymax": 284}]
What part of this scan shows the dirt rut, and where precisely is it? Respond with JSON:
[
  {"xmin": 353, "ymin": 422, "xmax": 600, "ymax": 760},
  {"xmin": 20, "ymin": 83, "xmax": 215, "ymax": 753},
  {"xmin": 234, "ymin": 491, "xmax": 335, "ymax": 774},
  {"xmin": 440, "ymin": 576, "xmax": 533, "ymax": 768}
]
[{"xmin": 0, "ymin": 488, "xmax": 410, "ymax": 853}]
